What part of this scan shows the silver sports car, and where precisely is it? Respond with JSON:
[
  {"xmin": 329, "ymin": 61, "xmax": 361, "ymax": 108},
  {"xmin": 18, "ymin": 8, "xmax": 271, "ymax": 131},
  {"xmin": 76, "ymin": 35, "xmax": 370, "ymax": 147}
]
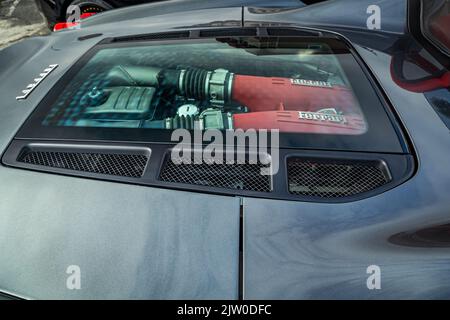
[{"xmin": 0, "ymin": 0, "xmax": 449, "ymax": 299}]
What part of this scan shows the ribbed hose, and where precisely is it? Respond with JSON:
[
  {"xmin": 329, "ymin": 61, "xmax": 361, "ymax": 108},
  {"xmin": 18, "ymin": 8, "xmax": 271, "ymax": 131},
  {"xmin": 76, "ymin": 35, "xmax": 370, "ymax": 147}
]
[
  {"xmin": 181, "ymin": 68, "xmax": 209, "ymax": 100},
  {"xmin": 157, "ymin": 67, "xmax": 231, "ymax": 105},
  {"xmin": 167, "ymin": 115, "xmax": 196, "ymax": 129}
]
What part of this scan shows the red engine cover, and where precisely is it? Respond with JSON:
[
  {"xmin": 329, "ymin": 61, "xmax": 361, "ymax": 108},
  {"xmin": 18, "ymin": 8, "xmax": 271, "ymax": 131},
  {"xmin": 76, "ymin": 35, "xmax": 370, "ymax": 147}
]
[
  {"xmin": 232, "ymin": 75, "xmax": 360, "ymax": 113},
  {"xmin": 230, "ymin": 74, "xmax": 366, "ymax": 134},
  {"xmin": 233, "ymin": 111, "xmax": 367, "ymax": 135}
]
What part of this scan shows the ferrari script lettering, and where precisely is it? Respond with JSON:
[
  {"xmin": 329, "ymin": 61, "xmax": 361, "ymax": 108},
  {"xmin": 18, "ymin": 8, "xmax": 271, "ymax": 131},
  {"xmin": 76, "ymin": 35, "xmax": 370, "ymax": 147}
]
[
  {"xmin": 16, "ymin": 64, "xmax": 58, "ymax": 100},
  {"xmin": 299, "ymin": 109, "xmax": 346, "ymax": 123}
]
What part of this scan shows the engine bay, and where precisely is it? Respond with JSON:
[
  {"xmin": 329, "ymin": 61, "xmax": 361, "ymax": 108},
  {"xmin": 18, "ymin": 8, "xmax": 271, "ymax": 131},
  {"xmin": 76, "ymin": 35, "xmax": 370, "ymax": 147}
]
[{"xmin": 44, "ymin": 38, "xmax": 368, "ymax": 135}]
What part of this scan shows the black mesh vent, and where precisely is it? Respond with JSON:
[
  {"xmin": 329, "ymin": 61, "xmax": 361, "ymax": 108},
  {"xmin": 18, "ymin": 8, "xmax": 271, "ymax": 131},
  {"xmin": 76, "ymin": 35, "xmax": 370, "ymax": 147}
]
[
  {"xmin": 199, "ymin": 28, "xmax": 257, "ymax": 37},
  {"xmin": 159, "ymin": 155, "xmax": 272, "ymax": 192},
  {"xmin": 112, "ymin": 31, "xmax": 190, "ymax": 42},
  {"xmin": 18, "ymin": 151, "xmax": 148, "ymax": 178},
  {"xmin": 287, "ymin": 158, "xmax": 390, "ymax": 198},
  {"xmin": 266, "ymin": 28, "xmax": 322, "ymax": 37}
]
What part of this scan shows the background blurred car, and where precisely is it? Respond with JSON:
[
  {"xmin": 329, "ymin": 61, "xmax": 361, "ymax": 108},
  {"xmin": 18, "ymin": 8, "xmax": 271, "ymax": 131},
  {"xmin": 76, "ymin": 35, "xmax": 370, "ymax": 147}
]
[
  {"xmin": 39, "ymin": 0, "xmax": 325, "ymax": 28},
  {"xmin": 39, "ymin": 0, "xmax": 162, "ymax": 27}
]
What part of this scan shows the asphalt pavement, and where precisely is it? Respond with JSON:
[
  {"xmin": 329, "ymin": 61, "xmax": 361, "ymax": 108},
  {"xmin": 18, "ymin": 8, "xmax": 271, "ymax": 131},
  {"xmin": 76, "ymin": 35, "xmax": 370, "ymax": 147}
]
[{"xmin": 0, "ymin": 0, "xmax": 50, "ymax": 49}]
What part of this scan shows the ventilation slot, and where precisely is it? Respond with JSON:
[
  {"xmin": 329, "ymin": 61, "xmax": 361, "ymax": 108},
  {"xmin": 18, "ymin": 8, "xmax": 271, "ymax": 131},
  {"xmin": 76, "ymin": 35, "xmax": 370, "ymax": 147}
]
[
  {"xmin": 110, "ymin": 28, "xmax": 322, "ymax": 43},
  {"xmin": 266, "ymin": 28, "xmax": 322, "ymax": 37},
  {"xmin": 18, "ymin": 150, "xmax": 148, "ymax": 178},
  {"xmin": 199, "ymin": 28, "xmax": 257, "ymax": 38},
  {"xmin": 287, "ymin": 158, "xmax": 391, "ymax": 198},
  {"xmin": 112, "ymin": 31, "xmax": 190, "ymax": 42},
  {"xmin": 159, "ymin": 153, "xmax": 272, "ymax": 192}
]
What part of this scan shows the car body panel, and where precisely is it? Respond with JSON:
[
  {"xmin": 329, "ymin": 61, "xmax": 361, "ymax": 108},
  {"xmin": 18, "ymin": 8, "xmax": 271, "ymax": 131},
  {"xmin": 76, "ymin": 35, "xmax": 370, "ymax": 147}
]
[
  {"xmin": 0, "ymin": 167, "xmax": 240, "ymax": 299},
  {"xmin": 244, "ymin": 0, "xmax": 407, "ymax": 34},
  {"xmin": 40, "ymin": 0, "xmax": 306, "ymax": 26},
  {"xmin": 0, "ymin": 7, "xmax": 246, "ymax": 300},
  {"xmin": 1, "ymin": 0, "xmax": 450, "ymax": 299},
  {"xmin": 241, "ymin": 0, "xmax": 450, "ymax": 299}
]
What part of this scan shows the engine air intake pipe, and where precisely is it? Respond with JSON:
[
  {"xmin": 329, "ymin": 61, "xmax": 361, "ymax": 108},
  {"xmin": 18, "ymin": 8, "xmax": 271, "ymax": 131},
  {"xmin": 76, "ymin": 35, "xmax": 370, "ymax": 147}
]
[{"xmin": 107, "ymin": 65, "xmax": 360, "ymax": 114}]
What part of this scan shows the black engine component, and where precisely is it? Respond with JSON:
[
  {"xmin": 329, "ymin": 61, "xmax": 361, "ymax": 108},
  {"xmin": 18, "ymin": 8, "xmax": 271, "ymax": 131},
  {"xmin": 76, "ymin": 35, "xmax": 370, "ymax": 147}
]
[
  {"xmin": 177, "ymin": 68, "xmax": 233, "ymax": 106},
  {"xmin": 105, "ymin": 65, "xmax": 233, "ymax": 105},
  {"xmin": 80, "ymin": 65, "xmax": 237, "ymax": 129},
  {"xmin": 82, "ymin": 86, "xmax": 156, "ymax": 120}
]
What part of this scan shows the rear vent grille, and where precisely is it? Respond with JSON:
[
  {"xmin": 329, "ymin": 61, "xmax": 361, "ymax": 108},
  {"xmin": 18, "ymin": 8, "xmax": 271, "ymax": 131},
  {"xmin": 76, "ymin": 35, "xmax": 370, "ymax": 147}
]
[
  {"xmin": 199, "ymin": 28, "xmax": 257, "ymax": 37},
  {"xmin": 266, "ymin": 28, "xmax": 322, "ymax": 37},
  {"xmin": 110, "ymin": 27, "xmax": 321, "ymax": 43},
  {"xmin": 18, "ymin": 151, "xmax": 148, "ymax": 178},
  {"xmin": 112, "ymin": 31, "xmax": 190, "ymax": 42},
  {"xmin": 159, "ymin": 155, "xmax": 272, "ymax": 192},
  {"xmin": 287, "ymin": 158, "xmax": 390, "ymax": 198}
]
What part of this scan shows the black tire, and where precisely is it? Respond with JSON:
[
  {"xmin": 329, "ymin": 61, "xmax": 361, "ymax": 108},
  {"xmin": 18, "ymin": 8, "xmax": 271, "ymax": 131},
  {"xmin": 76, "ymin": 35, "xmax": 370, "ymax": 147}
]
[{"xmin": 63, "ymin": 0, "xmax": 113, "ymax": 20}]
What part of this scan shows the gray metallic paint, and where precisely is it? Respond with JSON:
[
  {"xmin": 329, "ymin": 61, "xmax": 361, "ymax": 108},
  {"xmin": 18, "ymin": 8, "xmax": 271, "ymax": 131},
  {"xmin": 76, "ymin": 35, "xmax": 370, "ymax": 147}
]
[
  {"xmin": 243, "ymin": 0, "xmax": 450, "ymax": 299},
  {"xmin": 0, "ymin": 7, "xmax": 244, "ymax": 300},
  {"xmin": 0, "ymin": 167, "xmax": 240, "ymax": 299},
  {"xmin": 1, "ymin": 0, "xmax": 450, "ymax": 299}
]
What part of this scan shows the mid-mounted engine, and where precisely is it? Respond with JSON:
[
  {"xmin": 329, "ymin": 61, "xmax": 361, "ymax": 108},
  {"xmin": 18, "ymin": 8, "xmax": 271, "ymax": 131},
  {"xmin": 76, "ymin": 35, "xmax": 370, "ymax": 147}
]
[{"xmin": 79, "ymin": 65, "xmax": 367, "ymax": 134}]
